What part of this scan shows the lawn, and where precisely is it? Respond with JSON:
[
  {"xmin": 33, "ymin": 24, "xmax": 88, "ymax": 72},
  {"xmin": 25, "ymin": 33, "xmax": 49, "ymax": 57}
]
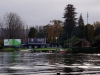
[
  {"xmin": 1, "ymin": 47, "xmax": 69, "ymax": 52},
  {"xmin": 3, "ymin": 48, "xmax": 17, "ymax": 52},
  {"xmin": 34, "ymin": 48, "xmax": 57, "ymax": 51}
]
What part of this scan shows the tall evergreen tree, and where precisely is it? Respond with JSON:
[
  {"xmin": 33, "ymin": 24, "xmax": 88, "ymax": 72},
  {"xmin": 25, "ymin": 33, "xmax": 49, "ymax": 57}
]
[
  {"xmin": 63, "ymin": 4, "xmax": 77, "ymax": 40},
  {"xmin": 94, "ymin": 21, "xmax": 100, "ymax": 37},
  {"xmin": 28, "ymin": 27, "xmax": 37, "ymax": 38},
  {"xmin": 78, "ymin": 13, "xmax": 85, "ymax": 38},
  {"xmin": 71, "ymin": 26, "xmax": 80, "ymax": 37},
  {"xmin": 95, "ymin": 27, "xmax": 100, "ymax": 37}
]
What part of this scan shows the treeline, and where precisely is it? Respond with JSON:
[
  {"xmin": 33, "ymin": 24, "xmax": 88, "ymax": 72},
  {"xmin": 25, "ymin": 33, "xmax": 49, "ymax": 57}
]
[
  {"xmin": 0, "ymin": 4, "xmax": 100, "ymax": 49},
  {"xmin": 28, "ymin": 20, "xmax": 63, "ymax": 42},
  {"xmin": 29, "ymin": 4, "xmax": 100, "ymax": 49}
]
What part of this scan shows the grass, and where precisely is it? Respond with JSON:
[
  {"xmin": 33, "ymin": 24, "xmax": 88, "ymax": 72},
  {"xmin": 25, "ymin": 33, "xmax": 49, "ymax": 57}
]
[
  {"xmin": 34, "ymin": 48, "xmax": 57, "ymax": 51},
  {"xmin": 32, "ymin": 47, "xmax": 58, "ymax": 52},
  {"xmin": 1, "ymin": 47, "xmax": 69, "ymax": 52},
  {"xmin": 3, "ymin": 48, "xmax": 17, "ymax": 52},
  {"xmin": 1, "ymin": 47, "xmax": 58, "ymax": 52},
  {"xmin": 21, "ymin": 48, "xmax": 29, "ymax": 50}
]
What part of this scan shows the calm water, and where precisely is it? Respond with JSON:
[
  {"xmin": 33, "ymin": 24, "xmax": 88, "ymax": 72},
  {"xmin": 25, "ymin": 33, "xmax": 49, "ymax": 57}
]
[{"xmin": 0, "ymin": 52, "xmax": 100, "ymax": 75}]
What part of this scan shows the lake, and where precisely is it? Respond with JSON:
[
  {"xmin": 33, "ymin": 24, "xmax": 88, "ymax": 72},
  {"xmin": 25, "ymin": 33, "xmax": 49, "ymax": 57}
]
[{"xmin": 0, "ymin": 52, "xmax": 100, "ymax": 75}]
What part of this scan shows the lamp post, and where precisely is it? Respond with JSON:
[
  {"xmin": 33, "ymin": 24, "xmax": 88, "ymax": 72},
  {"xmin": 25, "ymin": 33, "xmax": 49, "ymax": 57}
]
[
  {"xmin": 23, "ymin": 25, "xmax": 28, "ymax": 44},
  {"xmin": 55, "ymin": 37, "xmax": 58, "ymax": 47}
]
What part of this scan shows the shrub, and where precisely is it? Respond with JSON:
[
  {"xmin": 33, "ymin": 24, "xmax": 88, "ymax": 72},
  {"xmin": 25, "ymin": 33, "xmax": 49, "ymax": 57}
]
[
  {"xmin": 71, "ymin": 47, "xmax": 97, "ymax": 53},
  {"xmin": 3, "ymin": 48, "xmax": 16, "ymax": 52},
  {"xmin": 0, "ymin": 45, "xmax": 3, "ymax": 49},
  {"xmin": 93, "ymin": 35, "xmax": 100, "ymax": 47},
  {"xmin": 64, "ymin": 36, "xmax": 80, "ymax": 48},
  {"xmin": 67, "ymin": 48, "xmax": 72, "ymax": 53}
]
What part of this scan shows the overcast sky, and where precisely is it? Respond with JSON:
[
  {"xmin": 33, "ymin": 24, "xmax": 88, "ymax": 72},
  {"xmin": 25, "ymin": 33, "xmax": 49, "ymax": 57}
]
[{"xmin": 0, "ymin": 0, "xmax": 100, "ymax": 26}]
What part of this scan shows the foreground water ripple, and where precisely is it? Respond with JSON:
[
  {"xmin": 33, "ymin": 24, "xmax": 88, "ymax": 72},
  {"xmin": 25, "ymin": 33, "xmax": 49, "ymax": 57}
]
[{"xmin": 0, "ymin": 52, "xmax": 100, "ymax": 75}]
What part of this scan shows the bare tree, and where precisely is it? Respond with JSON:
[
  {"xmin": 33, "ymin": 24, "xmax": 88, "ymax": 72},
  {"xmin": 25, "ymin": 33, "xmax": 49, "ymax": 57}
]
[{"xmin": 0, "ymin": 12, "xmax": 25, "ymax": 39}]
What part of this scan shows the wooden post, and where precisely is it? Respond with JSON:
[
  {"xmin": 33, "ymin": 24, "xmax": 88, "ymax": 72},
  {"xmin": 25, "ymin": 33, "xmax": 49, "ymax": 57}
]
[{"xmin": 57, "ymin": 73, "xmax": 60, "ymax": 75}]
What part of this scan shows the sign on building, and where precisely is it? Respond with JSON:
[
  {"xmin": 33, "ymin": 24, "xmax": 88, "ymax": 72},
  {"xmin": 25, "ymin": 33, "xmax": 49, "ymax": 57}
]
[{"xmin": 28, "ymin": 38, "xmax": 46, "ymax": 44}]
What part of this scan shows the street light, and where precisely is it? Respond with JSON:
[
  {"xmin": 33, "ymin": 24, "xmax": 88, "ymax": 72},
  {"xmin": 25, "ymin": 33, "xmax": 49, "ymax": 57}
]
[{"xmin": 23, "ymin": 25, "xmax": 28, "ymax": 44}]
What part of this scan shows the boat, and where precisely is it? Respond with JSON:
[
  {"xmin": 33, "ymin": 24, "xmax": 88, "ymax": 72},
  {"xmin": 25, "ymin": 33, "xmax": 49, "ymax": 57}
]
[{"xmin": 57, "ymin": 48, "xmax": 67, "ymax": 54}]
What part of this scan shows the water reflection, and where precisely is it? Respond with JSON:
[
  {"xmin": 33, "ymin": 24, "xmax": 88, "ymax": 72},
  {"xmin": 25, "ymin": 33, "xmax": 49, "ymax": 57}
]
[{"xmin": 0, "ymin": 52, "xmax": 100, "ymax": 75}]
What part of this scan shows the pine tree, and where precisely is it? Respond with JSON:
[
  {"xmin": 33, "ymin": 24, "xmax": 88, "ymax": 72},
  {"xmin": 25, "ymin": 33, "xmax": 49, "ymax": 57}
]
[
  {"xmin": 28, "ymin": 27, "xmax": 37, "ymax": 38},
  {"xmin": 78, "ymin": 13, "xmax": 85, "ymax": 38},
  {"xmin": 63, "ymin": 4, "xmax": 77, "ymax": 40}
]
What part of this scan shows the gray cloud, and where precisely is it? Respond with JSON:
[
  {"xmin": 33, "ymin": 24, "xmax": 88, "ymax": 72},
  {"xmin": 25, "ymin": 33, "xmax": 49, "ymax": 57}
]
[{"xmin": 0, "ymin": 0, "xmax": 100, "ymax": 26}]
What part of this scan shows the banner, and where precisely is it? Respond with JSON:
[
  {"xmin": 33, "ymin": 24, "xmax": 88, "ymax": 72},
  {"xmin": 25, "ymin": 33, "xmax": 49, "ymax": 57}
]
[{"xmin": 4, "ymin": 39, "xmax": 21, "ymax": 46}]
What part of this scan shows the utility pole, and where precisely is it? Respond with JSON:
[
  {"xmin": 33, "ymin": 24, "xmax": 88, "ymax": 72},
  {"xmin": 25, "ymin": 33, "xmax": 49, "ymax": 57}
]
[
  {"xmin": 87, "ymin": 12, "xmax": 89, "ymax": 25},
  {"xmin": 67, "ymin": 32, "xmax": 69, "ymax": 48}
]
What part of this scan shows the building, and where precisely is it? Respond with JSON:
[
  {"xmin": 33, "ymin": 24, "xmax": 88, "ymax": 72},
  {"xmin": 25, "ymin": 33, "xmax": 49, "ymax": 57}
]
[
  {"xmin": 22, "ymin": 38, "xmax": 46, "ymax": 48},
  {"xmin": 73, "ymin": 39, "xmax": 91, "ymax": 47}
]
